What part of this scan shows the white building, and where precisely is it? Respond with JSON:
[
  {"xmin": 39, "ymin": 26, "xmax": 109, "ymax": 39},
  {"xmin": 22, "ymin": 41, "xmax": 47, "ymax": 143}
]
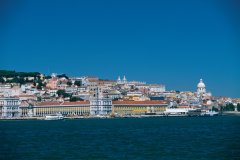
[
  {"xmin": 47, "ymin": 89, "xmax": 58, "ymax": 97},
  {"xmin": 117, "ymin": 75, "xmax": 127, "ymax": 84},
  {"xmin": 65, "ymin": 87, "xmax": 78, "ymax": 94},
  {"xmin": 0, "ymin": 97, "xmax": 21, "ymax": 118},
  {"xmin": 127, "ymin": 91, "xmax": 143, "ymax": 97},
  {"xmin": 105, "ymin": 90, "xmax": 122, "ymax": 100},
  {"xmin": 197, "ymin": 79, "xmax": 206, "ymax": 95},
  {"xmin": 90, "ymin": 98, "xmax": 112, "ymax": 116},
  {"xmin": 77, "ymin": 86, "xmax": 87, "ymax": 93},
  {"xmin": 0, "ymin": 84, "xmax": 21, "ymax": 97},
  {"xmin": 149, "ymin": 84, "xmax": 166, "ymax": 93},
  {"xmin": 117, "ymin": 76, "xmax": 146, "ymax": 85},
  {"xmin": 0, "ymin": 84, "xmax": 11, "ymax": 90},
  {"xmin": 90, "ymin": 87, "xmax": 112, "ymax": 116}
]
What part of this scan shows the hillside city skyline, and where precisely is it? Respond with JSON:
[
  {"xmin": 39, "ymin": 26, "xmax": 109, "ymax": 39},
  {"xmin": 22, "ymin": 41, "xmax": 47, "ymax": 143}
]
[
  {"xmin": 1, "ymin": 1, "xmax": 240, "ymax": 159},
  {"xmin": 0, "ymin": 69, "xmax": 238, "ymax": 98}
]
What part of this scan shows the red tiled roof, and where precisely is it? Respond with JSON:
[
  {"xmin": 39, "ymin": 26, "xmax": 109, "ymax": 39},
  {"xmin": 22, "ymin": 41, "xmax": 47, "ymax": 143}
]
[
  {"xmin": 88, "ymin": 79, "xmax": 99, "ymax": 82},
  {"xmin": 112, "ymin": 100, "xmax": 167, "ymax": 105},
  {"xmin": 19, "ymin": 94, "xmax": 36, "ymax": 97},
  {"xmin": 36, "ymin": 100, "xmax": 167, "ymax": 106},
  {"xmin": 98, "ymin": 80, "xmax": 116, "ymax": 82},
  {"xmin": 178, "ymin": 106, "xmax": 189, "ymax": 108},
  {"xmin": 36, "ymin": 102, "xmax": 61, "ymax": 106},
  {"xmin": 36, "ymin": 101, "xmax": 90, "ymax": 106},
  {"xmin": 20, "ymin": 101, "xmax": 29, "ymax": 107},
  {"xmin": 62, "ymin": 101, "xmax": 89, "ymax": 105},
  {"xmin": 88, "ymin": 79, "xmax": 116, "ymax": 83}
]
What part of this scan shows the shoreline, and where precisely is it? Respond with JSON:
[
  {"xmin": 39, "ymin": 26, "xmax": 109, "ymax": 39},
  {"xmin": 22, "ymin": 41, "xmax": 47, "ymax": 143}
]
[
  {"xmin": 1, "ymin": 113, "xmax": 240, "ymax": 120},
  {"xmin": 221, "ymin": 111, "xmax": 240, "ymax": 116}
]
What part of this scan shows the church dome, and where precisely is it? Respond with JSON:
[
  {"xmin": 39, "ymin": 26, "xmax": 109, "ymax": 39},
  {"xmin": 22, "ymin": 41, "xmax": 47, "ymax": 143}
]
[{"xmin": 197, "ymin": 79, "xmax": 205, "ymax": 88}]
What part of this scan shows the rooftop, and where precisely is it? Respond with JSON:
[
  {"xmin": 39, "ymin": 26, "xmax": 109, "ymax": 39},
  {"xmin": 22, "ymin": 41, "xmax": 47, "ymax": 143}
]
[
  {"xmin": 113, "ymin": 100, "xmax": 167, "ymax": 105},
  {"xmin": 36, "ymin": 101, "xmax": 90, "ymax": 106}
]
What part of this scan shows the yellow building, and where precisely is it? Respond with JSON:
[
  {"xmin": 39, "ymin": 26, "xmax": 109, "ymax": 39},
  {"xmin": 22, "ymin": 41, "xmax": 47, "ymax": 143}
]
[
  {"xmin": 33, "ymin": 101, "xmax": 90, "ymax": 117},
  {"xmin": 112, "ymin": 100, "xmax": 168, "ymax": 115},
  {"xmin": 20, "ymin": 100, "xmax": 168, "ymax": 117}
]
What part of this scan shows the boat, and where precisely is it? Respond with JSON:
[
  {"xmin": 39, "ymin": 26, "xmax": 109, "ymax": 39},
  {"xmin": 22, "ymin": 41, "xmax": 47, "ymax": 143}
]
[
  {"xmin": 202, "ymin": 110, "xmax": 219, "ymax": 116},
  {"xmin": 164, "ymin": 108, "xmax": 189, "ymax": 116},
  {"xmin": 45, "ymin": 113, "xmax": 64, "ymax": 120}
]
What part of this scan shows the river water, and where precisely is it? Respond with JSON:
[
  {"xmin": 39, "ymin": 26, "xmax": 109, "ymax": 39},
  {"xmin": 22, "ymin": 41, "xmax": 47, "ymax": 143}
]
[{"xmin": 0, "ymin": 116, "xmax": 240, "ymax": 159}]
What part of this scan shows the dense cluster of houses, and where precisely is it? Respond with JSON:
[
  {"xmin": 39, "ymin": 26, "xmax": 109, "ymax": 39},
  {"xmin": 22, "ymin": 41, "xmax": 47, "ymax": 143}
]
[{"xmin": 0, "ymin": 73, "xmax": 239, "ymax": 118}]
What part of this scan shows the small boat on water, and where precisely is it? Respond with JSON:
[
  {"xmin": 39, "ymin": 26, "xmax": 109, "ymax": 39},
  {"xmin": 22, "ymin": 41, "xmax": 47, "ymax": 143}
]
[
  {"xmin": 201, "ymin": 110, "xmax": 219, "ymax": 116},
  {"xmin": 164, "ymin": 108, "xmax": 189, "ymax": 116},
  {"xmin": 45, "ymin": 113, "xmax": 64, "ymax": 120}
]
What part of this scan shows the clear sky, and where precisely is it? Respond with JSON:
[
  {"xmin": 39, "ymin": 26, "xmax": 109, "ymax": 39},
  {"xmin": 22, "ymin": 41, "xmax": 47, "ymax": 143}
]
[{"xmin": 1, "ymin": 0, "xmax": 240, "ymax": 97}]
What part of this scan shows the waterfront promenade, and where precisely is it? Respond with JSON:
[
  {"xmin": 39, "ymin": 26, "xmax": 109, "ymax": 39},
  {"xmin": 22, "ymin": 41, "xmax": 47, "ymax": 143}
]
[{"xmin": 1, "ymin": 112, "xmax": 240, "ymax": 121}]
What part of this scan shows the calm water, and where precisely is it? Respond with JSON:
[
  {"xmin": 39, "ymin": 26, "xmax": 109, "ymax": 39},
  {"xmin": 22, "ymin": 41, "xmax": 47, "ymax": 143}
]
[{"xmin": 0, "ymin": 116, "xmax": 240, "ymax": 160}]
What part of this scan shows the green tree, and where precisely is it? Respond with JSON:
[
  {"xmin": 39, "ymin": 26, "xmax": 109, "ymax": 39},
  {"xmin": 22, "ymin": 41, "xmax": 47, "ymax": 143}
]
[
  {"xmin": 67, "ymin": 81, "xmax": 72, "ymax": 86},
  {"xmin": 37, "ymin": 96, "xmax": 42, "ymax": 102},
  {"xmin": 237, "ymin": 103, "xmax": 240, "ymax": 112},
  {"xmin": 112, "ymin": 98, "xmax": 119, "ymax": 101},
  {"xmin": 74, "ymin": 81, "xmax": 81, "ymax": 86},
  {"xmin": 70, "ymin": 97, "xmax": 83, "ymax": 102},
  {"xmin": 7, "ymin": 77, "xmax": 25, "ymax": 84},
  {"xmin": 57, "ymin": 90, "xmax": 71, "ymax": 98},
  {"xmin": 222, "ymin": 103, "xmax": 235, "ymax": 111},
  {"xmin": 0, "ymin": 70, "xmax": 40, "ymax": 78},
  {"xmin": 19, "ymin": 77, "xmax": 26, "ymax": 84},
  {"xmin": 45, "ymin": 75, "xmax": 52, "ymax": 79},
  {"xmin": 0, "ymin": 77, "xmax": 5, "ymax": 83},
  {"xmin": 211, "ymin": 106, "xmax": 219, "ymax": 112},
  {"xmin": 57, "ymin": 74, "xmax": 68, "ymax": 79},
  {"xmin": 57, "ymin": 90, "xmax": 65, "ymax": 96},
  {"xmin": 36, "ymin": 85, "xmax": 42, "ymax": 90}
]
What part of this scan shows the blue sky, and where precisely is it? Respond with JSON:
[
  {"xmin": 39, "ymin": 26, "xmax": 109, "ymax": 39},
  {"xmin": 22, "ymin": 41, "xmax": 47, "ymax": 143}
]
[{"xmin": 1, "ymin": 0, "xmax": 240, "ymax": 97}]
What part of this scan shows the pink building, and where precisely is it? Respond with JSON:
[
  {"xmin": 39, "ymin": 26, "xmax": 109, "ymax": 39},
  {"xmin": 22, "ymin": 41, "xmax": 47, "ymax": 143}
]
[{"xmin": 46, "ymin": 77, "xmax": 58, "ymax": 89}]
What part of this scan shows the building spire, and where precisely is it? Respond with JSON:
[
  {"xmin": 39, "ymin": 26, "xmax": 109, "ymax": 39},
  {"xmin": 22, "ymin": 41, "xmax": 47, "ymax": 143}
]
[
  {"xmin": 123, "ymin": 75, "xmax": 127, "ymax": 83},
  {"xmin": 117, "ymin": 76, "xmax": 121, "ymax": 84}
]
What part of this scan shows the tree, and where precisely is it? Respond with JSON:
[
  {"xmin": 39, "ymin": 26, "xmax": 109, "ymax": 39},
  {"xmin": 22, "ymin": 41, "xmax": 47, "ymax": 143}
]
[
  {"xmin": 0, "ymin": 77, "xmax": 5, "ymax": 83},
  {"xmin": 67, "ymin": 81, "xmax": 72, "ymax": 86},
  {"xmin": 74, "ymin": 81, "xmax": 81, "ymax": 86},
  {"xmin": 222, "ymin": 103, "xmax": 235, "ymax": 111},
  {"xmin": 6, "ymin": 77, "xmax": 25, "ymax": 84},
  {"xmin": 57, "ymin": 74, "xmax": 68, "ymax": 79},
  {"xmin": 70, "ymin": 97, "xmax": 83, "ymax": 102},
  {"xmin": 0, "ymin": 70, "xmax": 40, "ymax": 78},
  {"xmin": 36, "ymin": 85, "xmax": 42, "ymax": 90},
  {"xmin": 237, "ymin": 103, "xmax": 240, "ymax": 112},
  {"xmin": 45, "ymin": 75, "xmax": 52, "ymax": 79},
  {"xmin": 35, "ymin": 79, "xmax": 44, "ymax": 90},
  {"xmin": 37, "ymin": 96, "xmax": 42, "ymax": 102},
  {"xmin": 57, "ymin": 90, "xmax": 65, "ymax": 96},
  {"xmin": 112, "ymin": 98, "xmax": 119, "ymax": 101},
  {"xmin": 57, "ymin": 90, "xmax": 71, "ymax": 98},
  {"xmin": 211, "ymin": 106, "xmax": 219, "ymax": 112},
  {"xmin": 19, "ymin": 77, "xmax": 25, "ymax": 84}
]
